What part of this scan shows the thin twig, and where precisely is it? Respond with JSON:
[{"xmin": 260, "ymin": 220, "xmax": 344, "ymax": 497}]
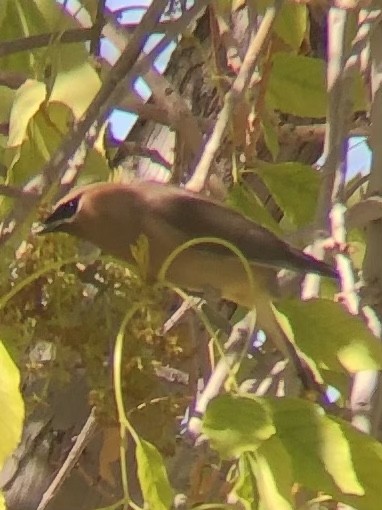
[
  {"xmin": 188, "ymin": 312, "xmax": 256, "ymax": 439},
  {"xmin": 277, "ymin": 121, "xmax": 369, "ymax": 144},
  {"xmin": 42, "ymin": 0, "xmax": 169, "ymax": 187},
  {"xmin": 36, "ymin": 408, "xmax": 98, "ymax": 510},
  {"xmin": 344, "ymin": 8, "xmax": 382, "ymax": 76},
  {"xmin": 303, "ymin": 8, "xmax": 354, "ymax": 300},
  {"xmin": 186, "ymin": 0, "xmax": 282, "ymax": 192},
  {"xmin": 111, "ymin": 140, "xmax": 173, "ymax": 170},
  {"xmin": 90, "ymin": 0, "xmax": 106, "ymax": 57},
  {"xmin": 0, "ymin": 1, "xmax": 170, "ymax": 247},
  {"xmin": 359, "ymin": 12, "xmax": 382, "ymax": 438},
  {"xmin": 314, "ymin": 8, "xmax": 354, "ymax": 228},
  {"xmin": 0, "ymin": 184, "xmax": 38, "ymax": 201},
  {"xmin": 0, "ymin": 28, "xmax": 94, "ymax": 58}
]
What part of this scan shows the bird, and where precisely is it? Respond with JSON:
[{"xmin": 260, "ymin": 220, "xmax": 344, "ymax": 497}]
[{"xmin": 38, "ymin": 181, "xmax": 337, "ymax": 355}]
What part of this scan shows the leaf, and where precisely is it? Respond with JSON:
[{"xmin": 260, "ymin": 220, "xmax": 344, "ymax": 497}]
[
  {"xmin": 206, "ymin": 395, "xmax": 382, "ymax": 508},
  {"xmin": 0, "ymin": 0, "xmax": 89, "ymax": 80},
  {"xmin": 227, "ymin": 182, "xmax": 282, "ymax": 235},
  {"xmin": 5, "ymin": 115, "xmax": 56, "ymax": 184},
  {"xmin": 0, "ymin": 0, "xmax": 8, "ymax": 28},
  {"xmin": 276, "ymin": 299, "xmax": 382, "ymax": 374},
  {"xmin": 230, "ymin": 455, "xmax": 259, "ymax": 510},
  {"xmin": 8, "ymin": 79, "xmax": 46, "ymax": 147},
  {"xmin": 256, "ymin": 0, "xmax": 307, "ymax": 49},
  {"xmin": 5, "ymin": 100, "xmax": 109, "ymax": 185},
  {"xmin": 274, "ymin": 3, "xmax": 307, "ymax": 49},
  {"xmin": 330, "ymin": 415, "xmax": 382, "ymax": 508},
  {"xmin": 261, "ymin": 116, "xmax": 279, "ymax": 161},
  {"xmin": 268, "ymin": 397, "xmax": 382, "ymax": 509},
  {"xmin": 0, "ymin": 86, "xmax": 15, "ymax": 125},
  {"xmin": 33, "ymin": 0, "xmax": 80, "ymax": 30},
  {"xmin": 267, "ymin": 53, "xmax": 327, "ymax": 117},
  {"xmin": 251, "ymin": 437, "xmax": 294, "ymax": 510},
  {"xmin": 268, "ymin": 398, "xmax": 362, "ymax": 495},
  {"xmin": 0, "ymin": 341, "xmax": 24, "ymax": 470},
  {"xmin": 202, "ymin": 394, "xmax": 275, "ymax": 458},
  {"xmin": 252, "ymin": 161, "xmax": 320, "ymax": 227},
  {"xmin": 80, "ymin": 146, "xmax": 110, "ymax": 183},
  {"xmin": 49, "ymin": 62, "xmax": 101, "ymax": 119},
  {"xmin": 0, "ymin": 492, "xmax": 5, "ymax": 510},
  {"xmin": 347, "ymin": 240, "xmax": 365, "ymax": 270},
  {"xmin": 136, "ymin": 439, "xmax": 173, "ymax": 510}
]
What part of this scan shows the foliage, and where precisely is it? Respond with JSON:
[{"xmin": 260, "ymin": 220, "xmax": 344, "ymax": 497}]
[
  {"xmin": 0, "ymin": 1, "xmax": 379, "ymax": 510},
  {"xmin": 0, "ymin": 343, "xmax": 24, "ymax": 507},
  {"xmin": 204, "ymin": 395, "xmax": 382, "ymax": 509}
]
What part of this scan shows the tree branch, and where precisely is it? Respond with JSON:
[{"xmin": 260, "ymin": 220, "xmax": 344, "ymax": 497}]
[
  {"xmin": 36, "ymin": 408, "xmax": 98, "ymax": 510},
  {"xmin": 0, "ymin": 28, "xmax": 94, "ymax": 58},
  {"xmin": 186, "ymin": 0, "xmax": 282, "ymax": 192}
]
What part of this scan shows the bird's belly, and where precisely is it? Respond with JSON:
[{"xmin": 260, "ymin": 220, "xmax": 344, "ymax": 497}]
[{"xmin": 162, "ymin": 248, "xmax": 278, "ymax": 309}]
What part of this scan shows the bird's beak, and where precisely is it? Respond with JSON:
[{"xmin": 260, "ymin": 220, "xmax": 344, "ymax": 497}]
[{"xmin": 32, "ymin": 220, "xmax": 60, "ymax": 235}]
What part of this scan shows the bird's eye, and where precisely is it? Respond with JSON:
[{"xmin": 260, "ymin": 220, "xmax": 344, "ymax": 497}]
[
  {"xmin": 64, "ymin": 200, "xmax": 77, "ymax": 212},
  {"xmin": 44, "ymin": 196, "xmax": 80, "ymax": 225}
]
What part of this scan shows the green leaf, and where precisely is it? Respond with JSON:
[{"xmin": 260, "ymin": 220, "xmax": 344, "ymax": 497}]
[
  {"xmin": 269, "ymin": 398, "xmax": 382, "ymax": 509},
  {"xmin": 0, "ymin": 0, "xmax": 89, "ymax": 78},
  {"xmin": 256, "ymin": 0, "xmax": 307, "ymax": 49},
  {"xmin": 0, "ymin": 0, "xmax": 8, "ymax": 28},
  {"xmin": 268, "ymin": 398, "xmax": 363, "ymax": 496},
  {"xmin": 267, "ymin": 53, "xmax": 327, "ymax": 117},
  {"xmin": 251, "ymin": 437, "xmax": 294, "ymax": 510},
  {"xmin": 274, "ymin": 3, "xmax": 307, "ymax": 49},
  {"xmin": 276, "ymin": 299, "xmax": 382, "ymax": 374},
  {"xmin": 0, "ymin": 0, "xmax": 78, "ymax": 74},
  {"xmin": 230, "ymin": 455, "xmax": 259, "ymax": 510},
  {"xmin": 33, "ymin": 0, "xmax": 80, "ymax": 30},
  {"xmin": 205, "ymin": 396, "xmax": 382, "ymax": 508},
  {"xmin": 8, "ymin": 79, "xmax": 46, "ymax": 147},
  {"xmin": 252, "ymin": 161, "xmax": 320, "ymax": 227},
  {"xmin": 50, "ymin": 62, "xmax": 101, "ymax": 119},
  {"xmin": 5, "ymin": 114, "xmax": 56, "ymax": 184},
  {"xmin": 136, "ymin": 439, "xmax": 173, "ymax": 510},
  {"xmin": 227, "ymin": 182, "xmax": 282, "ymax": 235},
  {"xmin": 330, "ymin": 415, "xmax": 382, "ymax": 508},
  {"xmin": 0, "ymin": 341, "xmax": 24, "ymax": 470},
  {"xmin": 202, "ymin": 394, "xmax": 275, "ymax": 458},
  {"xmin": 261, "ymin": 117, "xmax": 279, "ymax": 161},
  {"xmin": 0, "ymin": 86, "xmax": 15, "ymax": 125}
]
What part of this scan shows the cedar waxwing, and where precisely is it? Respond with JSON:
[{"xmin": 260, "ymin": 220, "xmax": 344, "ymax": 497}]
[{"xmin": 38, "ymin": 181, "xmax": 337, "ymax": 353}]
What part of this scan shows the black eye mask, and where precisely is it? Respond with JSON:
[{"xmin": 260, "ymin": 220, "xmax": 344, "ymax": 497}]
[{"xmin": 44, "ymin": 197, "xmax": 80, "ymax": 226}]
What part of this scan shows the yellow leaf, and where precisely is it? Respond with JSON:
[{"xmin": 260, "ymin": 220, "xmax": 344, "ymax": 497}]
[{"xmin": 0, "ymin": 342, "xmax": 24, "ymax": 470}]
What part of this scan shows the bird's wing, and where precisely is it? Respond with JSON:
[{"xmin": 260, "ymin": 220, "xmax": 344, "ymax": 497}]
[{"xmin": 135, "ymin": 182, "xmax": 335, "ymax": 277}]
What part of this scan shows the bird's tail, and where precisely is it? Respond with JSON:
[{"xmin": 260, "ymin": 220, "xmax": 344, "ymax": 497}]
[{"xmin": 287, "ymin": 246, "xmax": 338, "ymax": 279}]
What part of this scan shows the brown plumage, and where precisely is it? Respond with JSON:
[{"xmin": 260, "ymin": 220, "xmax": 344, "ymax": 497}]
[
  {"xmin": 39, "ymin": 181, "xmax": 336, "ymax": 303},
  {"xmin": 39, "ymin": 181, "xmax": 337, "ymax": 353}
]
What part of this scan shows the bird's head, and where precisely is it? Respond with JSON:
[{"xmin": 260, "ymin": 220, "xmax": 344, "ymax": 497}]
[
  {"xmin": 36, "ymin": 189, "xmax": 85, "ymax": 236},
  {"xmin": 35, "ymin": 183, "xmax": 140, "ymax": 262}
]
